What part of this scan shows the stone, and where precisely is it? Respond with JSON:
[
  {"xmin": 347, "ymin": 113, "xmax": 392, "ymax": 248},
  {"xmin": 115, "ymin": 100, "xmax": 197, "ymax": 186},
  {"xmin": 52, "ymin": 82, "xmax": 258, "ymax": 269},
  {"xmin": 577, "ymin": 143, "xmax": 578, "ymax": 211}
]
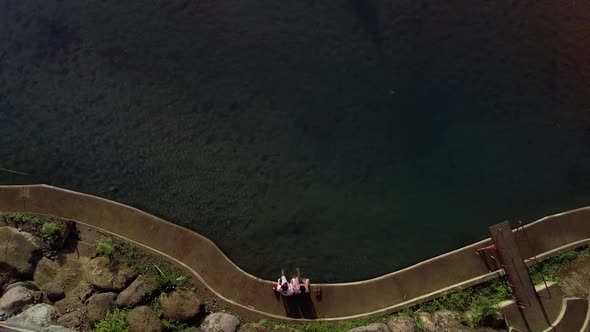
[
  {"xmin": 5, "ymin": 303, "xmax": 57, "ymax": 328},
  {"xmin": 116, "ymin": 275, "xmax": 157, "ymax": 307},
  {"xmin": 83, "ymin": 257, "xmax": 137, "ymax": 291},
  {"xmin": 126, "ymin": 305, "xmax": 162, "ymax": 332},
  {"xmin": 182, "ymin": 328, "xmax": 202, "ymax": 332},
  {"xmin": 56, "ymin": 310, "xmax": 88, "ymax": 331},
  {"xmin": 45, "ymin": 325, "xmax": 78, "ymax": 332},
  {"xmin": 86, "ymin": 292, "xmax": 117, "ymax": 324},
  {"xmin": 386, "ymin": 316, "xmax": 418, "ymax": 332},
  {"xmin": 0, "ymin": 227, "xmax": 42, "ymax": 276},
  {"xmin": 158, "ymin": 287, "xmax": 203, "ymax": 321},
  {"xmin": 347, "ymin": 323, "xmax": 390, "ymax": 332},
  {"xmin": 200, "ymin": 312, "xmax": 240, "ymax": 332},
  {"xmin": 76, "ymin": 280, "xmax": 94, "ymax": 302},
  {"xmin": 5, "ymin": 280, "xmax": 41, "ymax": 292},
  {"xmin": 0, "ymin": 285, "xmax": 35, "ymax": 316},
  {"xmin": 418, "ymin": 312, "xmax": 436, "ymax": 332},
  {"xmin": 34, "ymin": 258, "xmax": 62, "ymax": 286},
  {"xmin": 432, "ymin": 310, "xmax": 471, "ymax": 332},
  {"xmin": 43, "ymin": 283, "xmax": 65, "ymax": 302}
]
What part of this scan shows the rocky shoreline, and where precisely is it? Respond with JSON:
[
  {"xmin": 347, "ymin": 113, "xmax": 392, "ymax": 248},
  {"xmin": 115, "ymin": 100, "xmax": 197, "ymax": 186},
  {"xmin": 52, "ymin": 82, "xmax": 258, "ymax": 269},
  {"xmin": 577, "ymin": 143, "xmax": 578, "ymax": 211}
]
[{"xmin": 0, "ymin": 213, "xmax": 510, "ymax": 332}]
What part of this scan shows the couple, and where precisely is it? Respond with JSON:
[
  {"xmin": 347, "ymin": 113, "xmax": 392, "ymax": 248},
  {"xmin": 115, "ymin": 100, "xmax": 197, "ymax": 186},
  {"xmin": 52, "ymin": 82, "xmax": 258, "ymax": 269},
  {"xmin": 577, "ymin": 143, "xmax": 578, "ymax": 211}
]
[{"xmin": 275, "ymin": 268, "xmax": 310, "ymax": 296}]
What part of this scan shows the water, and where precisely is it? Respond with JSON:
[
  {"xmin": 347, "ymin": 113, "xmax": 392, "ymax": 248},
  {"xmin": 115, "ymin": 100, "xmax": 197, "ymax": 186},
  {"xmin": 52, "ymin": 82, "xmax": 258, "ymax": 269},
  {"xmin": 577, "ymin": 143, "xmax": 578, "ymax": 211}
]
[{"xmin": 1, "ymin": 1, "xmax": 590, "ymax": 282}]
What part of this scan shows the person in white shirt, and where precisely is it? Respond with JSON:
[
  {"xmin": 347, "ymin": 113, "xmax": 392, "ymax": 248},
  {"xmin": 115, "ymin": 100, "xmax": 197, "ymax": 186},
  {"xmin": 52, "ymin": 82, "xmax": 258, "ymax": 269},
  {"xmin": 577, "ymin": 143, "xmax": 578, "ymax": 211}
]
[
  {"xmin": 290, "ymin": 267, "xmax": 311, "ymax": 295},
  {"xmin": 276, "ymin": 269, "xmax": 294, "ymax": 296}
]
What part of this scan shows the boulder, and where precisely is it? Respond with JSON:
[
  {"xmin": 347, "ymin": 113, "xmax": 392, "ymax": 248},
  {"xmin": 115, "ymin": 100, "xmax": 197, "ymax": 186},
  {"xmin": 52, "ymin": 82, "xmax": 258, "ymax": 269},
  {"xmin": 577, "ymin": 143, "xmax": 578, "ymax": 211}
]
[
  {"xmin": 116, "ymin": 275, "xmax": 157, "ymax": 307},
  {"xmin": 126, "ymin": 305, "xmax": 162, "ymax": 332},
  {"xmin": 83, "ymin": 257, "xmax": 137, "ymax": 291},
  {"xmin": 45, "ymin": 325, "xmax": 78, "ymax": 332},
  {"xmin": 386, "ymin": 316, "xmax": 418, "ymax": 332},
  {"xmin": 432, "ymin": 310, "xmax": 471, "ymax": 332},
  {"xmin": 4, "ymin": 281, "xmax": 41, "ymax": 293},
  {"xmin": 53, "ymin": 280, "xmax": 92, "ymax": 315},
  {"xmin": 158, "ymin": 288, "xmax": 203, "ymax": 321},
  {"xmin": 348, "ymin": 323, "xmax": 390, "ymax": 332},
  {"xmin": 86, "ymin": 292, "xmax": 117, "ymax": 324},
  {"xmin": 34, "ymin": 258, "xmax": 61, "ymax": 286},
  {"xmin": 418, "ymin": 312, "xmax": 436, "ymax": 332},
  {"xmin": 0, "ymin": 227, "xmax": 42, "ymax": 276},
  {"xmin": 181, "ymin": 328, "xmax": 203, "ymax": 332},
  {"xmin": 0, "ymin": 285, "xmax": 35, "ymax": 316},
  {"xmin": 43, "ymin": 283, "xmax": 65, "ymax": 302},
  {"xmin": 200, "ymin": 312, "xmax": 240, "ymax": 332},
  {"xmin": 56, "ymin": 310, "xmax": 88, "ymax": 331},
  {"xmin": 5, "ymin": 303, "xmax": 57, "ymax": 328}
]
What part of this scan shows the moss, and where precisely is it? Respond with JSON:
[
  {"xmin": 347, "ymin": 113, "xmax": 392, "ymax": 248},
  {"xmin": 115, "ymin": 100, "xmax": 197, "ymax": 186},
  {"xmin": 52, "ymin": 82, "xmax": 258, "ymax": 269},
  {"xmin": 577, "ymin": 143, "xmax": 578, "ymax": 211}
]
[
  {"xmin": 40, "ymin": 221, "xmax": 65, "ymax": 246},
  {"xmin": 94, "ymin": 308, "xmax": 129, "ymax": 332}
]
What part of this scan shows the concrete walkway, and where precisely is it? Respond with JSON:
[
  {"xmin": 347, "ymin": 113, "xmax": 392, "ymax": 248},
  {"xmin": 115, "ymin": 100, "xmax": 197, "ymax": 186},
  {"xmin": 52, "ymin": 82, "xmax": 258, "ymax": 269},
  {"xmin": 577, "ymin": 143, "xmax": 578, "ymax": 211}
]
[{"xmin": 1, "ymin": 185, "xmax": 589, "ymax": 321}]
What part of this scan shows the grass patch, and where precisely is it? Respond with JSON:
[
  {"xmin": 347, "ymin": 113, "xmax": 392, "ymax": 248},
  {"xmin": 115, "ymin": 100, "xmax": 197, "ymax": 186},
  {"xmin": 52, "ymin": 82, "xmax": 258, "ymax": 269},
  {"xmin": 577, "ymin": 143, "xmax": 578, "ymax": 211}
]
[
  {"xmin": 40, "ymin": 220, "xmax": 64, "ymax": 246},
  {"xmin": 0, "ymin": 212, "xmax": 67, "ymax": 248},
  {"xmin": 95, "ymin": 235, "xmax": 227, "ymax": 313},
  {"xmin": 528, "ymin": 246, "xmax": 590, "ymax": 284},
  {"xmin": 94, "ymin": 308, "xmax": 129, "ymax": 332},
  {"xmin": 96, "ymin": 236, "xmax": 117, "ymax": 258}
]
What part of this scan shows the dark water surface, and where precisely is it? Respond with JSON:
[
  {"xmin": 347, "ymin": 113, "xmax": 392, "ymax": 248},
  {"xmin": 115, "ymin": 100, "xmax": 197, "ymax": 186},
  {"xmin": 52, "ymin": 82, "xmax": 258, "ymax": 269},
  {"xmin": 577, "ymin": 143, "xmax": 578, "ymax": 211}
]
[{"xmin": 1, "ymin": 1, "xmax": 590, "ymax": 282}]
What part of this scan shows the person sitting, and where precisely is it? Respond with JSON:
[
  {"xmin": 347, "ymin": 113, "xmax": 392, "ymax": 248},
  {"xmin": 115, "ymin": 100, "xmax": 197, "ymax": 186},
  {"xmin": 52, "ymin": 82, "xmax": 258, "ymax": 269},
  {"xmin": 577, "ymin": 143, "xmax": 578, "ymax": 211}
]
[
  {"xmin": 291, "ymin": 267, "xmax": 311, "ymax": 295},
  {"xmin": 276, "ymin": 269, "xmax": 294, "ymax": 296}
]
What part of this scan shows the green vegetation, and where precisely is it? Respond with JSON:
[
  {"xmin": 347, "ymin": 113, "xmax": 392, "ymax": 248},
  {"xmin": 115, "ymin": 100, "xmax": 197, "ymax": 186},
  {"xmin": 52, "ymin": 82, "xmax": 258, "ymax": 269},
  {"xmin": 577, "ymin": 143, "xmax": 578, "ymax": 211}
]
[
  {"xmin": 0, "ymin": 212, "xmax": 67, "ymax": 247},
  {"xmin": 94, "ymin": 235, "xmax": 193, "ymax": 291},
  {"xmin": 95, "ymin": 235, "xmax": 226, "ymax": 313},
  {"xmin": 94, "ymin": 308, "xmax": 129, "ymax": 332},
  {"xmin": 0, "ymin": 212, "xmax": 46, "ymax": 226},
  {"xmin": 528, "ymin": 246, "xmax": 590, "ymax": 284},
  {"xmin": 96, "ymin": 236, "xmax": 117, "ymax": 258},
  {"xmin": 262, "ymin": 247, "xmax": 590, "ymax": 332},
  {"xmin": 40, "ymin": 221, "xmax": 65, "ymax": 246}
]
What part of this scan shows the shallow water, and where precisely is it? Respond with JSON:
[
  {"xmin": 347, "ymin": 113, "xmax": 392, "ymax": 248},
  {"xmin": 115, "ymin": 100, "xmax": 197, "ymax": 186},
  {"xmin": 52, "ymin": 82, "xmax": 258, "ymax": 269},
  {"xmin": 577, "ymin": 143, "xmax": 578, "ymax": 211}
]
[{"xmin": 1, "ymin": 1, "xmax": 590, "ymax": 282}]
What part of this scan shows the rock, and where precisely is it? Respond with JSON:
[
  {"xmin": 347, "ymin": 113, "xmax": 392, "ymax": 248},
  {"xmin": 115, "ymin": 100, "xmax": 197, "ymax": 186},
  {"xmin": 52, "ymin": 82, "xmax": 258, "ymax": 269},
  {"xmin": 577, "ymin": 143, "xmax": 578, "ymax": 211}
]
[
  {"xmin": 34, "ymin": 258, "xmax": 61, "ymax": 286},
  {"xmin": 83, "ymin": 257, "xmax": 137, "ymax": 291},
  {"xmin": 56, "ymin": 310, "xmax": 88, "ymax": 331},
  {"xmin": 0, "ymin": 285, "xmax": 35, "ymax": 316},
  {"xmin": 126, "ymin": 305, "xmax": 162, "ymax": 332},
  {"xmin": 347, "ymin": 323, "xmax": 390, "ymax": 332},
  {"xmin": 5, "ymin": 281, "xmax": 41, "ymax": 292},
  {"xmin": 158, "ymin": 288, "xmax": 203, "ymax": 321},
  {"xmin": 44, "ymin": 325, "xmax": 78, "ymax": 332},
  {"xmin": 6, "ymin": 303, "xmax": 57, "ymax": 328},
  {"xmin": 200, "ymin": 312, "xmax": 240, "ymax": 332},
  {"xmin": 0, "ymin": 227, "xmax": 42, "ymax": 276},
  {"xmin": 53, "ymin": 280, "xmax": 92, "ymax": 315},
  {"xmin": 86, "ymin": 292, "xmax": 117, "ymax": 324},
  {"xmin": 433, "ymin": 310, "xmax": 471, "ymax": 332},
  {"xmin": 182, "ymin": 328, "xmax": 203, "ymax": 332},
  {"xmin": 418, "ymin": 312, "xmax": 436, "ymax": 332},
  {"xmin": 43, "ymin": 283, "xmax": 65, "ymax": 302},
  {"xmin": 180, "ymin": 327, "xmax": 202, "ymax": 332},
  {"xmin": 45, "ymin": 325, "xmax": 78, "ymax": 332},
  {"xmin": 116, "ymin": 275, "xmax": 157, "ymax": 307},
  {"xmin": 76, "ymin": 280, "xmax": 94, "ymax": 302},
  {"xmin": 386, "ymin": 316, "xmax": 418, "ymax": 332}
]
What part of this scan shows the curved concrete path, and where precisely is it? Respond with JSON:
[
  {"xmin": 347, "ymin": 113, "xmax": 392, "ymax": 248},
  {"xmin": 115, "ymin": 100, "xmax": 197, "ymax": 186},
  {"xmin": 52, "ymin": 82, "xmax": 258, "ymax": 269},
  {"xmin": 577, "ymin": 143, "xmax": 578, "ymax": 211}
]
[{"xmin": 1, "ymin": 185, "xmax": 590, "ymax": 321}]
